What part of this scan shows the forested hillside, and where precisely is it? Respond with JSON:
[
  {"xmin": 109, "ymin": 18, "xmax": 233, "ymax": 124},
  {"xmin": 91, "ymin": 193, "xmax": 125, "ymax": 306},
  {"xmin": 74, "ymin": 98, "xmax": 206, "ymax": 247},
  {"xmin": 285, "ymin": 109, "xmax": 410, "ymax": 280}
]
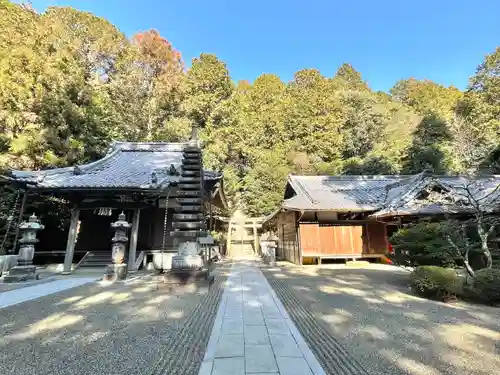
[{"xmin": 1, "ymin": 1, "xmax": 499, "ymax": 215}]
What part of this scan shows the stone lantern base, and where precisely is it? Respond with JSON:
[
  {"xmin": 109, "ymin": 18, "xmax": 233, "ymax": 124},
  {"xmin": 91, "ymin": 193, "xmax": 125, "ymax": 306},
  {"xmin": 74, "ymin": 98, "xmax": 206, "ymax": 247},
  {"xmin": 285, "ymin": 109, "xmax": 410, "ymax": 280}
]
[
  {"xmin": 103, "ymin": 263, "xmax": 127, "ymax": 282},
  {"xmin": 3, "ymin": 265, "xmax": 39, "ymax": 283}
]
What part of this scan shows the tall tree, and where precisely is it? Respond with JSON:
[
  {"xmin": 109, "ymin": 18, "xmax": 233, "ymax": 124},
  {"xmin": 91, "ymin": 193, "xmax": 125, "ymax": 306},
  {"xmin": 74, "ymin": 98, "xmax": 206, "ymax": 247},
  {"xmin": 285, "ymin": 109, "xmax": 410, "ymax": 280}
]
[
  {"xmin": 182, "ymin": 53, "xmax": 233, "ymax": 128},
  {"xmin": 335, "ymin": 63, "xmax": 369, "ymax": 90},
  {"xmin": 390, "ymin": 78, "xmax": 462, "ymax": 120}
]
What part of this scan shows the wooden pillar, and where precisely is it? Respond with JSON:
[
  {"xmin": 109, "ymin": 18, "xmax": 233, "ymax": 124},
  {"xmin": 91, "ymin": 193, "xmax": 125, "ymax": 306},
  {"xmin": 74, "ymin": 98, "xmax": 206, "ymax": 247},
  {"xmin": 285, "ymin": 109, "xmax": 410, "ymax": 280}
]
[
  {"xmin": 62, "ymin": 208, "xmax": 80, "ymax": 275},
  {"xmin": 128, "ymin": 208, "xmax": 141, "ymax": 272},
  {"xmin": 226, "ymin": 221, "xmax": 233, "ymax": 257},
  {"xmin": 253, "ymin": 221, "xmax": 258, "ymax": 255},
  {"xmin": 208, "ymin": 197, "xmax": 213, "ymax": 231}
]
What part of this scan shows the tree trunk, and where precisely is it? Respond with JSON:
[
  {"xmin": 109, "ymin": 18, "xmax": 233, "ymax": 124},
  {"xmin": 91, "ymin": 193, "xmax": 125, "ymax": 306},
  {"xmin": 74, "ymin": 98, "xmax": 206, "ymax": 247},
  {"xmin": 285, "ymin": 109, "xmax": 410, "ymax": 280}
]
[
  {"xmin": 477, "ymin": 225, "xmax": 493, "ymax": 268},
  {"xmin": 463, "ymin": 259, "xmax": 475, "ymax": 277}
]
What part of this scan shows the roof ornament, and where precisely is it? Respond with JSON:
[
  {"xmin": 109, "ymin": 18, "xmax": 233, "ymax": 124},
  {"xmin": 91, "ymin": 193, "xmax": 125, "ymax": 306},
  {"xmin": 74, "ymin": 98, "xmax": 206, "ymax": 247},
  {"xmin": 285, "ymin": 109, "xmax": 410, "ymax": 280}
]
[
  {"xmin": 73, "ymin": 166, "xmax": 82, "ymax": 175},
  {"xmin": 151, "ymin": 171, "xmax": 158, "ymax": 184},
  {"xmin": 167, "ymin": 164, "xmax": 179, "ymax": 176}
]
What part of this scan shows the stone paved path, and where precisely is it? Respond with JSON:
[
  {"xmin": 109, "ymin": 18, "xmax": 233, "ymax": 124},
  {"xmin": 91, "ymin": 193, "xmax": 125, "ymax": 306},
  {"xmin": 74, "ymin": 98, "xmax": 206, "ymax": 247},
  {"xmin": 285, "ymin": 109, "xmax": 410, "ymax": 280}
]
[
  {"xmin": 0, "ymin": 277, "xmax": 97, "ymax": 309},
  {"xmin": 199, "ymin": 260, "xmax": 326, "ymax": 375}
]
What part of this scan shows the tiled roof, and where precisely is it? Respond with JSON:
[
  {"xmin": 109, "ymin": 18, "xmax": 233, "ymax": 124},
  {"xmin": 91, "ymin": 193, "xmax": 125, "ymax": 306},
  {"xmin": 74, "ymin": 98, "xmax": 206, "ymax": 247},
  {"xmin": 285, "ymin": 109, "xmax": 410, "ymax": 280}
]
[
  {"xmin": 284, "ymin": 175, "xmax": 403, "ymax": 211},
  {"xmin": 283, "ymin": 174, "xmax": 500, "ymax": 216},
  {"xmin": 8, "ymin": 142, "xmax": 222, "ymax": 190}
]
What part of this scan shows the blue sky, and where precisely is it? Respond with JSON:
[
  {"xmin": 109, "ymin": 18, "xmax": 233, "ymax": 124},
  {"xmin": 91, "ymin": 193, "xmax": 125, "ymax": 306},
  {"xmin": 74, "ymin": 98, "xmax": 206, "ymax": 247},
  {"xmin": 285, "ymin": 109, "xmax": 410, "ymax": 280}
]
[{"xmin": 29, "ymin": 0, "xmax": 500, "ymax": 92}]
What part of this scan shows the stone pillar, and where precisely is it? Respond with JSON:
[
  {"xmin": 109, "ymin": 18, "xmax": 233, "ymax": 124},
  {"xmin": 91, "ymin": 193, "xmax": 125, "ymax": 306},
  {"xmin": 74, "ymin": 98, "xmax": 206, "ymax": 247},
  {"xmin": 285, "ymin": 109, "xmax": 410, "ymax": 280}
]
[
  {"xmin": 105, "ymin": 212, "xmax": 131, "ymax": 281},
  {"xmin": 4, "ymin": 213, "xmax": 44, "ymax": 282},
  {"xmin": 127, "ymin": 208, "xmax": 141, "ymax": 273},
  {"xmin": 62, "ymin": 208, "xmax": 80, "ymax": 275},
  {"xmin": 253, "ymin": 221, "xmax": 258, "ymax": 255}
]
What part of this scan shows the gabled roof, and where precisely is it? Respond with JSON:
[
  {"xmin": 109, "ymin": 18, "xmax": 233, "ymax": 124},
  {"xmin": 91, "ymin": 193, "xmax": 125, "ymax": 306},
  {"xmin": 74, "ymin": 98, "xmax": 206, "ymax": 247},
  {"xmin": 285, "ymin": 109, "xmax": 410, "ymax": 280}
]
[
  {"xmin": 283, "ymin": 175, "xmax": 402, "ymax": 212},
  {"xmin": 5, "ymin": 141, "xmax": 222, "ymax": 191},
  {"xmin": 281, "ymin": 173, "xmax": 500, "ymax": 217}
]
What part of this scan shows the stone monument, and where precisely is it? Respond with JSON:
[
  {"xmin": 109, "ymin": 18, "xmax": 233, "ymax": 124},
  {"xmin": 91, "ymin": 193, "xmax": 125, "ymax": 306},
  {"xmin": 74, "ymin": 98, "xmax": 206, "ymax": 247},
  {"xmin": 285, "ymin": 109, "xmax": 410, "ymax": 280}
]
[
  {"xmin": 4, "ymin": 213, "xmax": 44, "ymax": 282},
  {"xmin": 104, "ymin": 212, "xmax": 131, "ymax": 281},
  {"xmin": 166, "ymin": 126, "xmax": 212, "ymax": 283}
]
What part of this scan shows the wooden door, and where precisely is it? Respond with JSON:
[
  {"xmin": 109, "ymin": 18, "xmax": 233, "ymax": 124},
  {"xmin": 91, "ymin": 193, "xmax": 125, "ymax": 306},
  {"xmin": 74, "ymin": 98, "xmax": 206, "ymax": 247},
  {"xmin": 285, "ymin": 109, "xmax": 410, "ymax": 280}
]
[{"xmin": 299, "ymin": 223, "xmax": 320, "ymax": 255}]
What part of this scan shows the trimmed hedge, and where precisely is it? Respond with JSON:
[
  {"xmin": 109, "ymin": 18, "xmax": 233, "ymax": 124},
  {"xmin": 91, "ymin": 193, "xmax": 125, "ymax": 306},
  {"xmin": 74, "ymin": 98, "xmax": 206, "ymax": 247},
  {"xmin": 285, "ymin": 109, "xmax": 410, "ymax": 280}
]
[
  {"xmin": 472, "ymin": 268, "xmax": 500, "ymax": 305},
  {"xmin": 411, "ymin": 266, "xmax": 461, "ymax": 301}
]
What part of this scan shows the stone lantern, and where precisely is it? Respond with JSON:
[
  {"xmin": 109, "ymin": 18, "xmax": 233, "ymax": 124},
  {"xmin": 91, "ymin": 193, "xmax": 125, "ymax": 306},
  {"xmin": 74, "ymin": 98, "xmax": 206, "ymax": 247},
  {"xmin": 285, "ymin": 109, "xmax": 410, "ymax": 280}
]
[
  {"xmin": 104, "ymin": 212, "xmax": 131, "ymax": 281},
  {"xmin": 4, "ymin": 213, "xmax": 44, "ymax": 282}
]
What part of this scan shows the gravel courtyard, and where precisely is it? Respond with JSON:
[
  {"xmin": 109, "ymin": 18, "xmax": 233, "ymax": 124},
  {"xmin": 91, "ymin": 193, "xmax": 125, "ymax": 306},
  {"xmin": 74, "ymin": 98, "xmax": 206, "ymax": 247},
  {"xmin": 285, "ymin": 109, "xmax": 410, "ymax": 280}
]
[
  {"xmin": 263, "ymin": 263, "xmax": 500, "ymax": 375},
  {"xmin": 0, "ymin": 265, "xmax": 229, "ymax": 375}
]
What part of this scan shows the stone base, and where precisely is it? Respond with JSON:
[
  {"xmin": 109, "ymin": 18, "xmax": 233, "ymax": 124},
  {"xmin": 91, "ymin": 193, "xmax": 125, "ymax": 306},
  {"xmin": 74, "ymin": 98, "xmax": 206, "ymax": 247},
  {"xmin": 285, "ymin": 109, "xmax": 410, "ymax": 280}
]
[
  {"xmin": 164, "ymin": 268, "xmax": 213, "ymax": 285},
  {"xmin": 152, "ymin": 253, "xmax": 174, "ymax": 271},
  {"xmin": 0, "ymin": 255, "xmax": 19, "ymax": 277},
  {"xmin": 3, "ymin": 265, "xmax": 39, "ymax": 283},
  {"xmin": 103, "ymin": 263, "xmax": 127, "ymax": 282}
]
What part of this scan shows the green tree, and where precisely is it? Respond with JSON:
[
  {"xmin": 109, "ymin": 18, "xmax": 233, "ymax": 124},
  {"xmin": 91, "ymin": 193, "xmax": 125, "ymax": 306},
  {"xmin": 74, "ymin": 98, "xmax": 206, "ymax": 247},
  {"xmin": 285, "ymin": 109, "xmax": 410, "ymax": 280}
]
[
  {"xmin": 335, "ymin": 63, "xmax": 369, "ymax": 91},
  {"xmin": 182, "ymin": 54, "xmax": 233, "ymax": 128},
  {"xmin": 402, "ymin": 114, "xmax": 453, "ymax": 174}
]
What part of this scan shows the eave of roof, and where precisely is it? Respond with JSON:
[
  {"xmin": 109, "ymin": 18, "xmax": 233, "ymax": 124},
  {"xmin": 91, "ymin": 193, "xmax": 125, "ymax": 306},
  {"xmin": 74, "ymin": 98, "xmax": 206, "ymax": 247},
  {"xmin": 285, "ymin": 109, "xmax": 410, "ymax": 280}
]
[
  {"xmin": 4, "ymin": 141, "xmax": 223, "ymax": 191},
  {"xmin": 277, "ymin": 173, "xmax": 500, "ymax": 217}
]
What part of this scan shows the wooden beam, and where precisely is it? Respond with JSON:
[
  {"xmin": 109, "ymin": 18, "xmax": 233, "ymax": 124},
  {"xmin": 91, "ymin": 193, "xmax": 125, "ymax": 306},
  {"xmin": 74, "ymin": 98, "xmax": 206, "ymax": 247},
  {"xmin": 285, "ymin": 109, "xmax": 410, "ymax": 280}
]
[
  {"xmin": 209, "ymin": 196, "xmax": 213, "ymax": 231},
  {"xmin": 62, "ymin": 208, "xmax": 80, "ymax": 274},
  {"xmin": 128, "ymin": 208, "xmax": 141, "ymax": 272}
]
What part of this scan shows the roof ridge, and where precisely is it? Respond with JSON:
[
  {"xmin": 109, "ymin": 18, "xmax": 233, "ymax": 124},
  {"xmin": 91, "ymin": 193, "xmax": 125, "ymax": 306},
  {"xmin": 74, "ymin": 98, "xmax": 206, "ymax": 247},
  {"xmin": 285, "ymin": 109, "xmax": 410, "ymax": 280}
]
[
  {"xmin": 288, "ymin": 175, "xmax": 317, "ymax": 204},
  {"xmin": 113, "ymin": 142, "xmax": 188, "ymax": 152},
  {"xmin": 293, "ymin": 174, "xmax": 406, "ymax": 180},
  {"xmin": 77, "ymin": 147, "xmax": 121, "ymax": 173}
]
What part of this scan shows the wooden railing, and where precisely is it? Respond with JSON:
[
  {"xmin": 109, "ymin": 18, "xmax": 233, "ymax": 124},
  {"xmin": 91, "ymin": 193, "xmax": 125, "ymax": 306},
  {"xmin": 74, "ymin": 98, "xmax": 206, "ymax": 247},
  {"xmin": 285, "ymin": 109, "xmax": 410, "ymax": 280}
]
[
  {"xmin": 134, "ymin": 250, "xmax": 145, "ymax": 270},
  {"xmin": 74, "ymin": 251, "xmax": 91, "ymax": 270}
]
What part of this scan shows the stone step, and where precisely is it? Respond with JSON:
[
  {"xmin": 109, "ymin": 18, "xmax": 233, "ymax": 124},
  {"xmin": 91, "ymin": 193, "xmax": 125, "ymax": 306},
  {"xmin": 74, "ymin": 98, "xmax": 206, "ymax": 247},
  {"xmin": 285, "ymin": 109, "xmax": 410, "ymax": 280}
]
[
  {"xmin": 78, "ymin": 252, "xmax": 111, "ymax": 268},
  {"xmin": 345, "ymin": 260, "xmax": 370, "ymax": 268}
]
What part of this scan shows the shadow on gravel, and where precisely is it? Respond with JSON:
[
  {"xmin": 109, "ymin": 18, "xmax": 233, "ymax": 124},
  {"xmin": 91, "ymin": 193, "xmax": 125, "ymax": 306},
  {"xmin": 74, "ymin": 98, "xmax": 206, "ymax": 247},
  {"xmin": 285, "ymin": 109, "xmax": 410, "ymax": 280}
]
[
  {"xmin": 264, "ymin": 264, "xmax": 500, "ymax": 375},
  {"xmin": 0, "ymin": 263, "xmax": 230, "ymax": 375}
]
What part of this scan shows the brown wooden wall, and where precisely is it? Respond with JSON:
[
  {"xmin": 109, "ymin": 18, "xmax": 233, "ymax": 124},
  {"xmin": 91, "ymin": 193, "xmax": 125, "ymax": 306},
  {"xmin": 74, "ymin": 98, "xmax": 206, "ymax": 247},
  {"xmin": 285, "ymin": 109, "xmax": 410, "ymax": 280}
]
[{"xmin": 299, "ymin": 221, "xmax": 388, "ymax": 258}]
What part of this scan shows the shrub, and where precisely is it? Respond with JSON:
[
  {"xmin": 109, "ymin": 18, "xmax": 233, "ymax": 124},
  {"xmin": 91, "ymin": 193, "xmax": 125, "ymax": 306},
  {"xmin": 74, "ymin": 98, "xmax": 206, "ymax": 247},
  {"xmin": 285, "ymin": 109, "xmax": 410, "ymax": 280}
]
[
  {"xmin": 411, "ymin": 266, "xmax": 461, "ymax": 301},
  {"xmin": 390, "ymin": 223, "xmax": 460, "ymax": 268},
  {"xmin": 472, "ymin": 268, "xmax": 500, "ymax": 304}
]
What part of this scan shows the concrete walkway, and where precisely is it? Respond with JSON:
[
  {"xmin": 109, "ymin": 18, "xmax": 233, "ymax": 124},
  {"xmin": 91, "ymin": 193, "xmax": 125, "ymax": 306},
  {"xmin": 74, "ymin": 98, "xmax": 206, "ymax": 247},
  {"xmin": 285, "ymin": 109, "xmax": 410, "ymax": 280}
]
[
  {"xmin": 0, "ymin": 277, "xmax": 97, "ymax": 309},
  {"xmin": 199, "ymin": 260, "xmax": 326, "ymax": 375}
]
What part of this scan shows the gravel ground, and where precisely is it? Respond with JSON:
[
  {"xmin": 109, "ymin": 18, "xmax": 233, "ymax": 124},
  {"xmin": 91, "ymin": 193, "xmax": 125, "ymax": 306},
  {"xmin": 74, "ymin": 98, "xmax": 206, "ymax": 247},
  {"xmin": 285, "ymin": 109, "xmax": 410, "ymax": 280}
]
[
  {"xmin": 0, "ymin": 264, "xmax": 230, "ymax": 375},
  {"xmin": 263, "ymin": 263, "xmax": 500, "ymax": 375}
]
